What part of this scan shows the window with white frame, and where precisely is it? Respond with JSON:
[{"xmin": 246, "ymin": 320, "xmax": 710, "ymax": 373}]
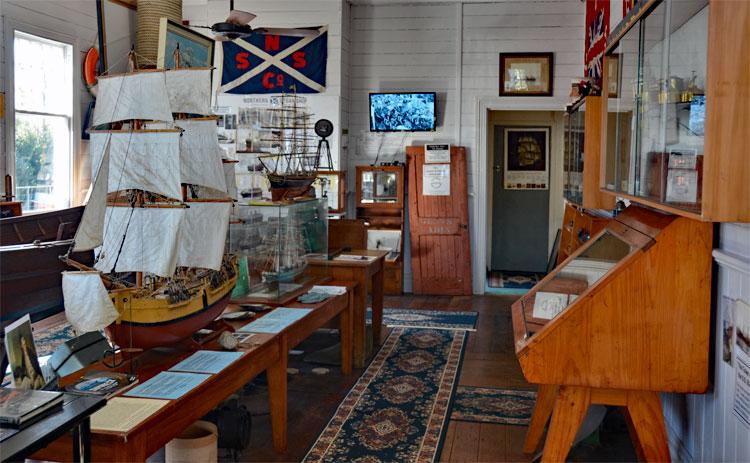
[{"xmin": 13, "ymin": 30, "xmax": 74, "ymax": 212}]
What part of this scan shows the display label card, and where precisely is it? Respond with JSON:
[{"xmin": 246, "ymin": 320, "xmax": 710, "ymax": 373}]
[
  {"xmin": 734, "ymin": 348, "xmax": 750, "ymax": 429},
  {"xmin": 666, "ymin": 169, "xmax": 698, "ymax": 203},
  {"xmin": 168, "ymin": 350, "xmax": 245, "ymax": 375},
  {"xmin": 237, "ymin": 308, "xmax": 312, "ymax": 334},
  {"xmin": 423, "ymin": 164, "xmax": 450, "ymax": 196},
  {"xmin": 91, "ymin": 397, "xmax": 169, "ymax": 433},
  {"xmin": 668, "ymin": 149, "xmax": 698, "ymax": 169},
  {"xmin": 425, "ymin": 144, "xmax": 451, "ymax": 163},
  {"xmin": 532, "ymin": 292, "xmax": 570, "ymax": 320},
  {"xmin": 124, "ymin": 371, "xmax": 210, "ymax": 400}
]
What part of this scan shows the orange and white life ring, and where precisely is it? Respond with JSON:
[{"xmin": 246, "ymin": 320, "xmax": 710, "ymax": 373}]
[{"xmin": 83, "ymin": 47, "xmax": 99, "ymax": 96}]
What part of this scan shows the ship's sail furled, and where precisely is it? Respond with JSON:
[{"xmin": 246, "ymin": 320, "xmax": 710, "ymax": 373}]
[
  {"xmin": 108, "ymin": 131, "xmax": 182, "ymax": 200},
  {"xmin": 62, "ymin": 271, "xmax": 119, "ymax": 332},
  {"xmin": 95, "ymin": 206, "xmax": 184, "ymax": 277},
  {"xmin": 166, "ymin": 69, "xmax": 212, "ymax": 115},
  {"xmin": 93, "ymin": 71, "xmax": 174, "ymax": 125},
  {"xmin": 177, "ymin": 202, "xmax": 231, "ymax": 270},
  {"xmin": 177, "ymin": 119, "xmax": 227, "ymax": 193}
]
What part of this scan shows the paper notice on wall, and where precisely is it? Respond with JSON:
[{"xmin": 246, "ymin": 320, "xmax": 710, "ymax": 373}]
[
  {"xmin": 425, "ymin": 144, "xmax": 451, "ymax": 163},
  {"xmin": 734, "ymin": 347, "xmax": 750, "ymax": 429},
  {"xmin": 423, "ymin": 164, "xmax": 450, "ymax": 196}
]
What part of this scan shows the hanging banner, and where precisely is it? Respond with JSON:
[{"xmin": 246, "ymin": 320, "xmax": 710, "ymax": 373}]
[
  {"xmin": 220, "ymin": 27, "xmax": 327, "ymax": 94},
  {"xmin": 584, "ymin": 0, "xmax": 610, "ymax": 88}
]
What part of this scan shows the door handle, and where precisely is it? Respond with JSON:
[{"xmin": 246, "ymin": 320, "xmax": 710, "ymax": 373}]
[{"xmin": 493, "ymin": 166, "xmax": 502, "ymax": 172}]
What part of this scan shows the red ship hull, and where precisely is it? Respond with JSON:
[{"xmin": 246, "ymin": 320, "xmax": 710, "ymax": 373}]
[{"xmin": 106, "ymin": 293, "xmax": 232, "ymax": 350}]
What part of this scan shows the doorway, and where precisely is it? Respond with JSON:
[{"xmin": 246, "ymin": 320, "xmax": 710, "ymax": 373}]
[{"xmin": 485, "ymin": 110, "xmax": 565, "ymax": 291}]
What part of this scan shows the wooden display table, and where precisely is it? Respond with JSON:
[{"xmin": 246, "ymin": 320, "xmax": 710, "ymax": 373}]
[
  {"xmin": 306, "ymin": 250, "xmax": 387, "ymax": 367},
  {"xmin": 512, "ymin": 205, "xmax": 712, "ymax": 462},
  {"xmin": 32, "ymin": 284, "xmax": 354, "ymax": 462}
]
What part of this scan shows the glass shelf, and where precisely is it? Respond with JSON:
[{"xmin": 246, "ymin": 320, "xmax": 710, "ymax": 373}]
[{"xmin": 604, "ymin": 0, "xmax": 708, "ymax": 215}]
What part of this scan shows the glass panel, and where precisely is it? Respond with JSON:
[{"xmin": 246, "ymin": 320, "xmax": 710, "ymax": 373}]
[
  {"xmin": 564, "ymin": 100, "xmax": 585, "ymax": 204},
  {"xmin": 520, "ymin": 231, "xmax": 633, "ymax": 337},
  {"xmin": 14, "ymin": 31, "xmax": 73, "ymax": 116},
  {"xmin": 14, "ymin": 113, "xmax": 71, "ymax": 212},
  {"xmin": 313, "ymin": 173, "xmax": 340, "ymax": 210},
  {"xmin": 604, "ymin": 0, "xmax": 708, "ymax": 214},
  {"xmin": 361, "ymin": 170, "xmax": 398, "ymax": 203},
  {"xmin": 605, "ymin": 24, "xmax": 639, "ymax": 193}
]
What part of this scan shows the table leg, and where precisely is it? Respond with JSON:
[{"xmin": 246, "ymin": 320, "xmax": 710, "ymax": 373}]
[
  {"xmin": 541, "ymin": 386, "xmax": 590, "ymax": 463},
  {"xmin": 339, "ymin": 291, "xmax": 354, "ymax": 375},
  {"xmin": 626, "ymin": 391, "xmax": 671, "ymax": 462},
  {"xmin": 80, "ymin": 418, "xmax": 91, "ymax": 463},
  {"xmin": 352, "ymin": 276, "xmax": 367, "ymax": 368},
  {"xmin": 523, "ymin": 384, "xmax": 558, "ymax": 454},
  {"xmin": 267, "ymin": 336, "xmax": 288, "ymax": 453},
  {"xmin": 371, "ymin": 265, "xmax": 384, "ymax": 347},
  {"xmin": 72, "ymin": 424, "xmax": 81, "ymax": 463}
]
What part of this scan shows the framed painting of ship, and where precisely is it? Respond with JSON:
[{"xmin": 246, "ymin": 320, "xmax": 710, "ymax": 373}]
[
  {"xmin": 503, "ymin": 128, "xmax": 549, "ymax": 190},
  {"xmin": 157, "ymin": 18, "xmax": 214, "ymax": 69},
  {"xmin": 499, "ymin": 52, "xmax": 554, "ymax": 97}
]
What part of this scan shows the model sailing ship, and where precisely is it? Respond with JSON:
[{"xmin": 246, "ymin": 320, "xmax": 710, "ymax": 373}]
[
  {"xmin": 62, "ymin": 52, "xmax": 239, "ymax": 350},
  {"xmin": 257, "ymin": 90, "xmax": 324, "ymax": 201}
]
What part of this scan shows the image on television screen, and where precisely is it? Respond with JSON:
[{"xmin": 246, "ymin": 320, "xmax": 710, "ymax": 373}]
[{"xmin": 369, "ymin": 93, "xmax": 436, "ymax": 132}]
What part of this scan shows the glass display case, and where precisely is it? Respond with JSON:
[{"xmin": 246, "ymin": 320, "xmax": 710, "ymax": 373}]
[
  {"xmin": 311, "ymin": 170, "xmax": 346, "ymax": 213},
  {"xmin": 356, "ymin": 165, "xmax": 404, "ymax": 208},
  {"xmin": 229, "ymin": 198, "xmax": 328, "ymax": 303},
  {"xmin": 604, "ymin": 0, "xmax": 708, "ymax": 215},
  {"xmin": 564, "ymin": 98, "xmax": 586, "ymax": 205}
]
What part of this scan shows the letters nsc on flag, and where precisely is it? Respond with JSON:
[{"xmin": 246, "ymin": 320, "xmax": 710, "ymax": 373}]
[{"xmin": 220, "ymin": 26, "xmax": 327, "ymax": 94}]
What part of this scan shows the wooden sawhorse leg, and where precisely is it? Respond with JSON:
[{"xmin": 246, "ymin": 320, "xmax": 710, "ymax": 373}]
[
  {"xmin": 523, "ymin": 384, "xmax": 558, "ymax": 454},
  {"xmin": 539, "ymin": 387, "xmax": 670, "ymax": 463}
]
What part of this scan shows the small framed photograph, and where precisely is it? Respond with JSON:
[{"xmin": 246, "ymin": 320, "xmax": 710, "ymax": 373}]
[
  {"xmin": 499, "ymin": 52, "xmax": 554, "ymax": 97},
  {"xmin": 606, "ymin": 54, "xmax": 620, "ymax": 98},
  {"xmin": 157, "ymin": 17, "xmax": 214, "ymax": 69}
]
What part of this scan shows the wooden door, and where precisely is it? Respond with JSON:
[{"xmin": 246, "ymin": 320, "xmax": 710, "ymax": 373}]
[{"xmin": 406, "ymin": 146, "xmax": 472, "ymax": 295}]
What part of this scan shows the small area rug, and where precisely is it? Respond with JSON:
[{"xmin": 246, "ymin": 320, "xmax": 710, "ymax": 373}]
[
  {"xmin": 304, "ymin": 327, "xmax": 467, "ymax": 463},
  {"xmin": 367, "ymin": 308, "xmax": 478, "ymax": 332},
  {"xmin": 450, "ymin": 386, "xmax": 536, "ymax": 426},
  {"xmin": 486, "ymin": 271, "xmax": 542, "ymax": 289}
]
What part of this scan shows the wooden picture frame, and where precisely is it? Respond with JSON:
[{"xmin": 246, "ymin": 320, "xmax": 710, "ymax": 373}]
[
  {"xmin": 499, "ymin": 52, "xmax": 554, "ymax": 97},
  {"xmin": 606, "ymin": 53, "xmax": 620, "ymax": 98},
  {"xmin": 313, "ymin": 170, "xmax": 346, "ymax": 213},
  {"xmin": 355, "ymin": 166, "xmax": 404, "ymax": 210},
  {"xmin": 157, "ymin": 18, "xmax": 214, "ymax": 70}
]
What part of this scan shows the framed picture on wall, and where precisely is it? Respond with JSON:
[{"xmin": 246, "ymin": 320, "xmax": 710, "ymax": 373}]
[
  {"xmin": 499, "ymin": 52, "xmax": 554, "ymax": 96},
  {"xmin": 504, "ymin": 128, "xmax": 550, "ymax": 190},
  {"xmin": 606, "ymin": 54, "xmax": 620, "ymax": 98},
  {"xmin": 157, "ymin": 18, "xmax": 214, "ymax": 69}
]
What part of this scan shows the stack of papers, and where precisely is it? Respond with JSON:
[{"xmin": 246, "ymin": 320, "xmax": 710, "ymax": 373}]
[
  {"xmin": 90, "ymin": 397, "xmax": 168, "ymax": 433},
  {"xmin": 310, "ymin": 286, "xmax": 347, "ymax": 296}
]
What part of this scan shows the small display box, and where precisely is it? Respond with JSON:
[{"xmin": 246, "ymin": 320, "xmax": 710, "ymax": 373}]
[
  {"xmin": 512, "ymin": 204, "xmax": 712, "ymax": 461},
  {"xmin": 229, "ymin": 198, "xmax": 328, "ymax": 303}
]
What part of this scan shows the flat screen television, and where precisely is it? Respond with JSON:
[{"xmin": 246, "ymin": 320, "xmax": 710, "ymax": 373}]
[{"xmin": 369, "ymin": 92, "xmax": 436, "ymax": 132}]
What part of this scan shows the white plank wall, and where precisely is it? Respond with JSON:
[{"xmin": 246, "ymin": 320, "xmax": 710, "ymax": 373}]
[
  {"xmin": 662, "ymin": 223, "xmax": 750, "ymax": 462},
  {"xmin": 1, "ymin": 0, "xmax": 99, "ymax": 202}
]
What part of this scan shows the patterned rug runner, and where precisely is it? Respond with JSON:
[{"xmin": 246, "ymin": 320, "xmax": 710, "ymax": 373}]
[
  {"xmin": 304, "ymin": 328, "xmax": 467, "ymax": 463},
  {"xmin": 450, "ymin": 386, "xmax": 536, "ymax": 425},
  {"xmin": 487, "ymin": 271, "xmax": 542, "ymax": 289},
  {"xmin": 367, "ymin": 308, "xmax": 478, "ymax": 331}
]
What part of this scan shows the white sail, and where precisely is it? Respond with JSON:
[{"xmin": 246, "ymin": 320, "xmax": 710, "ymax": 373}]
[
  {"xmin": 166, "ymin": 69, "xmax": 212, "ymax": 115},
  {"xmin": 62, "ymin": 271, "xmax": 120, "ymax": 332},
  {"xmin": 176, "ymin": 202, "xmax": 231, "ymax": 270},
  {"xmin": 95, "ymin": 206, "xmax": 184, "ymax": 277},
  {"xmin": 93, "ymin": 72, "xmax": 174, "ymax": 125},
  {"xmin": 108, "ymin": 131, "xmax": 182, "ymax": 200},
  {"xmin": 73, "ymin": 148, "xmax": 110, "ymax": 252},
  {"xmin": 89, "ymin": 132, "xmax": 111, "ymax": 180},
  {"xmin": 177, "ymin": 119, "xmax": 227, "ymax": 193},
  {"xmin": 223, "ymin": 162, "xmax": 238, "ymax": 200}
]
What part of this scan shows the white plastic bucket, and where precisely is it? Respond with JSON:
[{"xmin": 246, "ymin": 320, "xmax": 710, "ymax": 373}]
[{"xmin": 165, "ymin": 420, "xmax": 218, "ymax": 463}]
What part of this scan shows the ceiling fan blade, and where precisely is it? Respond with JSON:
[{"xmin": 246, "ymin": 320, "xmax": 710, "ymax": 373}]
[
  {"xmin": 253, "ymin": 27, "xmax": 319, "ymax": 37},
  {"xmin": 226, "ymin": 10, "xmax": 256, "ymax": 25}
]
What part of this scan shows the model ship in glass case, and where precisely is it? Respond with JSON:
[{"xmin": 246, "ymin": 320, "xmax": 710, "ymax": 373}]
[{"xmin": 230, "ymin": 198, "xmax": 328, "ymax": 303}]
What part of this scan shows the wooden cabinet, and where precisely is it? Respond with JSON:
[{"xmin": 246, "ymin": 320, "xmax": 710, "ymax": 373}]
[
  {"xmin": 557, "ymin": 201, "xmax": 611, "ymax": 265},
  {"xmin": 355, "ymin": 165, "xmax": 405, "ymax": 294},
  {"xmin": 601, "ymin": 0, "xmax": 749, "ymax": 222},
  {"xmin": 512, "ymin": 204, "xmax": 712, "ymax": 461}
]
